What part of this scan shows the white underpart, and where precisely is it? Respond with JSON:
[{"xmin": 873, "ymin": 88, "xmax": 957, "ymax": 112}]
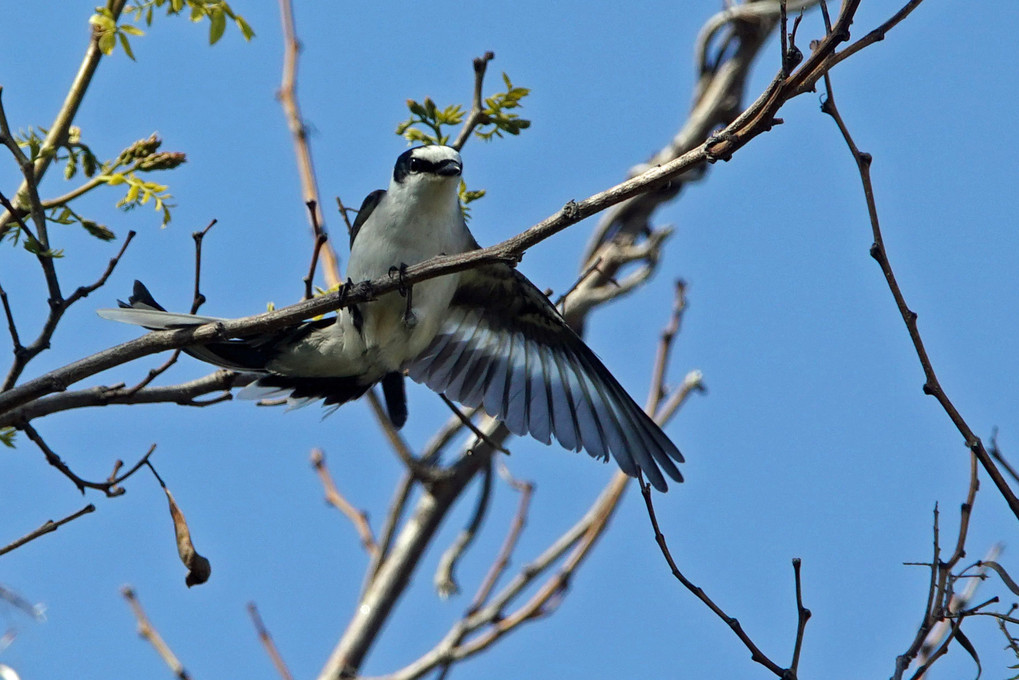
[{"xmin": 272, "ymin": 146, "xmax": 468, "ymax": 379}]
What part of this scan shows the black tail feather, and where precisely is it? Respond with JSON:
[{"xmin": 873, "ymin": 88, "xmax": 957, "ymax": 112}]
[
  {"xmin": 381, "ymin": 372, "xmax": 408, "ymax": 428},
  {"xmin": 256, "ymin": 374, "xmax": 373, "ymax": 407}
]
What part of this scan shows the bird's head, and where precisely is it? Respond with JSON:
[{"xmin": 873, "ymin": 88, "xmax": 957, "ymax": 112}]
[{"xmin": 391, "ymin": 145, "xmax": 463, "ymax": 198}]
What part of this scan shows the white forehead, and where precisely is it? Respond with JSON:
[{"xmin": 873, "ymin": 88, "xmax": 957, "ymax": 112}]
[{"xmin": 411, "ymin": 145, "xmax": 462, "ymax": 165}]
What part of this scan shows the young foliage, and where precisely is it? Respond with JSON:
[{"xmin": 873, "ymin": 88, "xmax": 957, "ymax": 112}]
[
  {"xmin": 11, "ymin": 130, "xmax": 185, "ymax": 238},
  {"xmin": 0, "ymin": 426, "xmax": 15, "ymax": 449},
  {"xmin": 458, "ymin": 180, "xmax": 486, "ymax": 222},
  {"xmin": 92, "ymin": 0, "xmax": 254, "ymax": 59},
  {"xmin": 396, "ymin": 74, "xmax": 530, "ymax": 146},
  {"xmin": 476, "ymin": 73, "xmax": 531, "ymax": 140},
  {"xmin": 395, "ymin": 73, "xmax": 529, "ymax": 219},
  {"xmin": 395, "ymin": 98, "xmax": 465, "ymax": 146},
  {"xmin": 103, "ymin": 172, "xmax": 174, "ymax": 227}
]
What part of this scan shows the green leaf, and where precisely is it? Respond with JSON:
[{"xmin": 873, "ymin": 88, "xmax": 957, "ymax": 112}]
[
  {"xmin": 208, "ymin": 9, "xmax": 226, "ymax": 44},
  {"xmin": 235, "ymin": 14, "xmax": 255, "ymax": 40},
  {"xmin": 98, "ymin": 31, "xmax": 116, "ymax": 55},
  {"xmin": 65, "ymin": 152, "xmax": 78, "ymax": 180},
  {"xmin": 81, "ymin": 220, "xmax": 116, "ymax": 241},
  {"xmin": 408, "ymin": 99, "xmax": 428, "ymax": 117},
  {"xmin": 119, "ymin": 24, "xmax": 145, "ymax": 36},
  {"xmin": 118, "ymin": 31, "xmax": 137, "ymax": 61},
  {"xmin": 23, "ymin": 239, "xmax": 64, "ymax": 258},
  {"xmin": 0, "ymin": 426, "xmax": 16, "ymax": 449}
]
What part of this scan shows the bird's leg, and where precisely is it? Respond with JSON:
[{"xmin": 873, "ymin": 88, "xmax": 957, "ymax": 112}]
[
  {"xmin": 389, "ymin": 264, "xmax": 417, "ymax": 328},
  {"xmin": 342, "ymin": 277, "xmax": 365, "ymax": 335}
]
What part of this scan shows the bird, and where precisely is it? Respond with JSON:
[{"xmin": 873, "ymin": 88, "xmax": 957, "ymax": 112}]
[{"xmin": 98, "ymin": 145, "xmax": 685, "ymax": 490}]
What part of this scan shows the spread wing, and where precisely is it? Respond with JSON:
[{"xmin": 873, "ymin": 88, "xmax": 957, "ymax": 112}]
[{"xmin": 405, "ymin": 263, "xmax": 684, "ymax": 491}]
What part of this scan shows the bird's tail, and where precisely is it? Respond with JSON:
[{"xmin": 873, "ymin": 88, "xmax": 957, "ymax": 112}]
[
  {"xmin": 97, "ymin": 281, "xmax": 401, "ymax": 424},
  {"xmin": 96, "ymin": 280, "xmax": 277, "ymax": 372}
]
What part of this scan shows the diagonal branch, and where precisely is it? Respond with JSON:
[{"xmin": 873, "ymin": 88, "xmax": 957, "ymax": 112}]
[
  {"xmin": 0, "ymin": 0, "xmax": 908, "ymax": 418},
  {"xmin": 0, "ymin": 504, "xmax": 96, "ymax": 557},
  {"xmin": 818, "ymin": 41, "xmax": 1019, "ymax": 521}
]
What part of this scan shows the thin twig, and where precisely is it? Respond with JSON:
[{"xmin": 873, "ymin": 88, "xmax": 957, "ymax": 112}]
[
  {"xmin": 365, "ymin": 390, "xmax": 420, "ymax": 469},
  {"xmin": 894, "ymin": 505, "xmax": 943, "ymax": 680},
  {"xmin": 555, "ymin": 256, "xmax": 604, "ymax": 315},
  {"xmin": 248, "ymin": 602, "xmax": 296, "ymax": 680},
  {"xmin": 0, "ymin": 282, "xmax": 21, "ymax": 355},
  {"xmin": 434, "ymin": 458, "xmax": 493, "ymax": 597},
  {"xmin": 0, "ymin": 189, "xmax": 135, "ymax": 391},
  {"xmin": 818, "ymin": 46, "xmax": 1019, "ymax": 521},
  {"xmin": 438, "ymin": 393, "xmax": 510, "ymax": 455},
  {"xmin": 311, "ymin": 449, "xmax": 378, "ymax": 557},
  {"xmin": 468, "ymin": 462, "xmax": 534, "ymax": 613},
  {"xmin": 361, "ymin": 472, "xmax": 415, "ymax": 597},
  {"xmin": 21, "ymin": 420, "xmax": 155, "ymax": 496},
  {"xmin": 645, "ymin": 280, "xmax": 687, "ymax": 415},
  {"xmin": 190, "ymin": 219, "xmax": 217, "ymax": 313},
  {"xmin": 335, "ymin": 195, "xmax": 355, "ymax": 238},
  {"xmin": 989, "ymin": 428, "xmax": 1019, "ymax": 486},
  {"xmin": 0, "ymin": 370, "xmax": 245, "ymax": 427},
  {"xmin": 451, "ymin": 52, "xmax": 496, "ymax": 151},
  {"xmin": 0, "ymin": 98, "xmax": 62, "ymax": 305},
  {"xmin": 303, "ymin": 200, "xmax": 329, "ymax": 300},
  {"xmin": 637, "ymin": 474, "xmax": 787, "ymax": 676},
  {"xmin": 277, "ymin": 0, "xmax": 341, "ymax": 288},
  {"xmin": 789, "ymin": 558, "xmax": 810, "ymax": 673},
  {"xmin": 0, "ymin": 504, "xmax": 96, "ymax": 557},
  {"xmin": 122, "ymin": 586, "xmax": 191, "ymax": 680},
  {"xmin": 64, "ymin": 230, "xmax": 136, "ymax": 309}
]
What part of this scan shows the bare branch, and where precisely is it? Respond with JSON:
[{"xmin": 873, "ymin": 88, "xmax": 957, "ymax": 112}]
[
  {"xmin": 989, "ymin": 428, "xmax": 1019, "ymax": 486},
  {"xmin": 362, "ymin": 472, "xmax": 414, "ymax": 596},
  {"xmin": 0, "ymin": 370, "xmax": 245, "ymax": 428},
  {"xmin": 434, "ymin": 457, "xmax": 493, "ymax": 598},
  {"xmin": 0, "ymin": 504, "xmax": 95, "ymax": 557},
  {"xmin": 0, "ymin": 282, "xmax": 21, "ymax": 356},
  {"xmin": 451, "ymin": 51, "xmax": 496, "ymax": 151},
  {"xmin": 122, "ymin": 586, "xmax": 191, "ymax": 680},
  {"xmin": 248, "ymin": 602, "xmax": 295, "ymax": 680},
  {"xmin": 277, "ymin": 0, "xmax": 341, "ymax": 289},
  {"xmin": 303, "ymin": 201, "xmax": 329, "ymax": 300},
  {"xmin": 789, "ymin": 558, "xmax": 811, "ymax": 674},
  {"xmin": 637, "ymin": 473, "xmax": 787, "ymax": 676},
  {"xmin": 468, "ymin": 463, "xmax": 534, "ymax": 613},
  {"xmin": 818, "ymin": 44, "xmax": 1019, "ymax": 521},
  {"xmin": 189, "ymin": 219, "xmax": 218, "ymax": 313},
  {"xmin": 311, "ymin": 449, "xmax": 378, "ymax": 558},
  {"xmin": 21, "ymin": 421, "xmax": 155, "ymax": 497}
]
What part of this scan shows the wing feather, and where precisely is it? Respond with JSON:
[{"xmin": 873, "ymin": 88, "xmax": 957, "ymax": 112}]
[{"xmin": 406, "ymin": 263, "xmax": 683, "ymax": 491}]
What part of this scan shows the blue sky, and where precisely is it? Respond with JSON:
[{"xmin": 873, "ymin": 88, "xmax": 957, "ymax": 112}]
[{"xmin": 2, "ymin": 2, "xmax": 1018, "ymax": 679}]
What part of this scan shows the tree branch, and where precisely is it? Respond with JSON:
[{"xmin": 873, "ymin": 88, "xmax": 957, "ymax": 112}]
[
  {"xmin": 277, "ymin": 0, "xmax": 341, "ymax": 289},
  {"xmin": 0, "ymin": 504, "xmax": 96, "ymax": 557},
  {"xmin": 818, "ymin": 40, "xmax": 1019, "ymax": 521}
]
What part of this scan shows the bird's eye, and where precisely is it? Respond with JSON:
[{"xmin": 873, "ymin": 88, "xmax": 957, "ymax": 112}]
[{"xmin": 409, "ymin": 158, "xmax": 424, "ymax": 173}]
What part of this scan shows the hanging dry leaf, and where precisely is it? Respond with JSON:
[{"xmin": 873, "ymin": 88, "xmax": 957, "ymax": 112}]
[{"xmin": 163, "ymin": 487, "xmax": 212, "ymax": 587}]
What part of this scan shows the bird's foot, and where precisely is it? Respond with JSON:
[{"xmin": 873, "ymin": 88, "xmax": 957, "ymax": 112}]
[{"xmin": 389, "ymin": 264, "xmax": 416, "ymax": 327}]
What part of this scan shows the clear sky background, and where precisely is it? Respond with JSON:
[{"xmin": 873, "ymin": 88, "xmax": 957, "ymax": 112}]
[{"xmin": 2, "ymin": 2, "xmax": 1018, "ymax": 679}]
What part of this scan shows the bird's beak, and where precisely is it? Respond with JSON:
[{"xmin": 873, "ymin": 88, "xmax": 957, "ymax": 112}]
[{"xmin": 436, "ymin": 159, "xmax": 462, "ymax": 177}]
